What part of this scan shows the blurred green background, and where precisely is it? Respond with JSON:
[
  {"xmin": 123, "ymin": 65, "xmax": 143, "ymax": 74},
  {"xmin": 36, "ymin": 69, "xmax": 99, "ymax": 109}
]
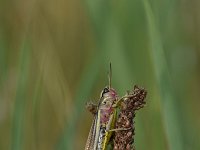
[{"xmin": 0, "ymin": 0, "xmax": 200, "ymax": 150}]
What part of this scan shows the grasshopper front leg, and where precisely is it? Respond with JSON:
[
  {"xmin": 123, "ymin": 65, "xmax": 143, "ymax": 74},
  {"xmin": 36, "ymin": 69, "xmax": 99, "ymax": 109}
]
[
  {"xmin": 86, "ymin": 101, "xmax": 98, "ymax": 115},
  {"xmin": 112, "ymin": 95, "xmax": 133, "ymax": 108},
  {"xmin": 106, "ymin": 97, "xmax": 132, "ymax": 132}
]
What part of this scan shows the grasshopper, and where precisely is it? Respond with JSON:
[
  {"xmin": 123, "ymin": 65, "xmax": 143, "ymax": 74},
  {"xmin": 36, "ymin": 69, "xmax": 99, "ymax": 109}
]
[{"xmin": 85, "ymin": 64, "xmax": 128, "ymax": 150}]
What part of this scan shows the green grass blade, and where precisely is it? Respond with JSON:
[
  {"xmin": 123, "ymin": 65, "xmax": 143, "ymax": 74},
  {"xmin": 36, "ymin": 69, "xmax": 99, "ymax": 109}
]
[
  {"xmin": 11, "ymin": 42, "xmax": 30, "ymax": 150},
  {"xmin": 142, "ymin": 1, "xmax": 184, "ymax": 150}
]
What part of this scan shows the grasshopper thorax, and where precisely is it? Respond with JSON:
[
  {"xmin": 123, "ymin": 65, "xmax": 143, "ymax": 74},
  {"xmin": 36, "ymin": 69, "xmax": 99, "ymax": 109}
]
[{"xmin": 98, "ymin": 87, "xmax": 118, "ymax": 124}]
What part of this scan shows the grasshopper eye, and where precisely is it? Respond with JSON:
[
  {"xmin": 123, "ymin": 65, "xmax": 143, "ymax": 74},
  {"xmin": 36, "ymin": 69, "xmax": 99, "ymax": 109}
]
[
  {"xmin": 103, "ymin": 87, "xmax": 109, "ymax": 94},
  {"xmin": 101, "ymin": 87, "xmax": 109, "ymax": 97}
]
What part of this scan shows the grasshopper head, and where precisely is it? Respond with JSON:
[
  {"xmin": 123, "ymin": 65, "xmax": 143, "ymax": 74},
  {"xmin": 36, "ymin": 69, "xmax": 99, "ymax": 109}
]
[
  {"xmin": 99, "ymin": 87, "xmax": 118, "ymax": 109},
  {"xmin": 100, "ymin": 87, "xmax": 117, "ymax": 99},
  {"xmin": 99, "ymin": 63, "xmax": 117, "ymax": 109}
]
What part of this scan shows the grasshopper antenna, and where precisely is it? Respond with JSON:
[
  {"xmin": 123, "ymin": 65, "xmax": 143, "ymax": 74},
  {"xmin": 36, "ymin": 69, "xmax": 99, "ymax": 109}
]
[{"xmin": 108, "ymin": 62, "xmax": 112, "ymax": 89}]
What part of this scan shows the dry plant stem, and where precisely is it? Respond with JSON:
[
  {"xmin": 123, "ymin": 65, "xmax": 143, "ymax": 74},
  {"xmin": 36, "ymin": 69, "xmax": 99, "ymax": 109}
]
[{"xmin": 113, "ymin": 85, "xmax": 147, "ymax": 150}]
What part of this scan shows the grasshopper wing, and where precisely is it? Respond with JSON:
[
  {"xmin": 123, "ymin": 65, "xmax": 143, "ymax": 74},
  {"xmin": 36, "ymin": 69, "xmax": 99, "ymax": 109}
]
[{"xmin": 85, "ymin": 116, "xmax": 97, "ymax": 150}]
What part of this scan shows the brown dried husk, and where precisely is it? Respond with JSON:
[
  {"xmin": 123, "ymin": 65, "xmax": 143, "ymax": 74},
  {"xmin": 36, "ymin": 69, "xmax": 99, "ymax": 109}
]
[{"xmin": 113, "ymin": 85, "xmax": 147, "ymax": 150}]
